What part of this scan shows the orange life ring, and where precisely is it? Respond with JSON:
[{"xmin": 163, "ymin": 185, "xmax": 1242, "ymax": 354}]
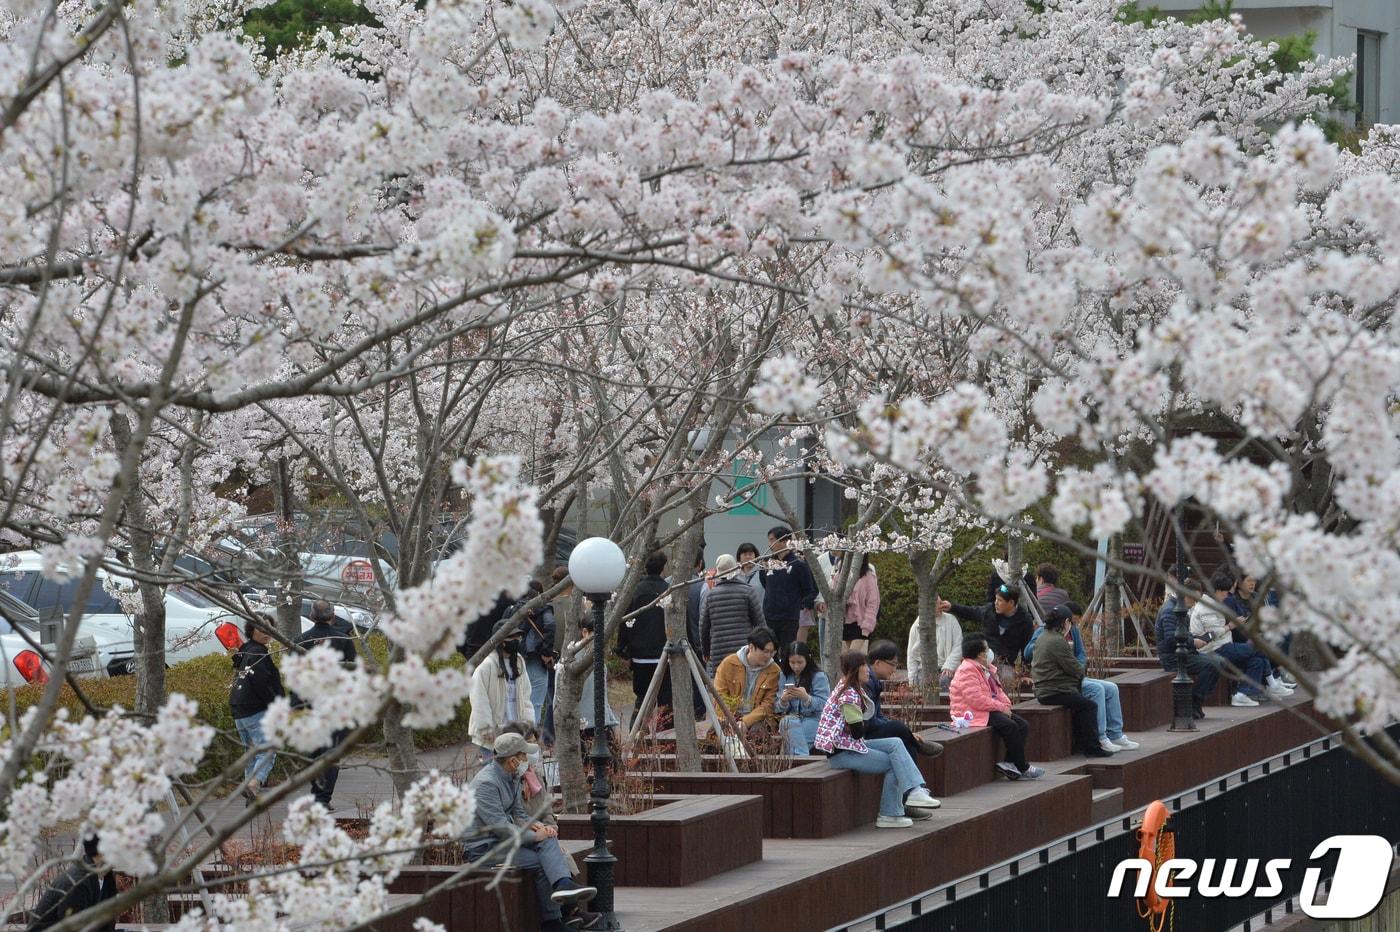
[{"xmin": 1135, "ymin": 800, "xmax": 1174, "ymax": 930}]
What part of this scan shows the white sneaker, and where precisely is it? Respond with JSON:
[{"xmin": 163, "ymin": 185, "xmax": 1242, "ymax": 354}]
[
  {"xmin": 1021, "ymin": 766, "xmax": 1046, "ymax": 780},
  {"xmin": 905, "ymin": 789, "xmax": 941, "ymax": 809},
  {"xmin": 1098, "ymin": 738, "xmax": 1120, "ymax": 755},
  {"xmin": 1231, "ymin": 693, "xmax": 1259, "ymax": 707},
  {"xmin": 905, "ymin": 805, "xmax": 934, "ymax": 820},
  {"xmin": 1279, "ymin": 672, "xmax": 1298, "ymax": 688},
  {"xmin": 1112, "ymin": 736, "xmax": 1140, "ymax": 750},
  {"xmin": 1265, "ymin": 684, "xmax": 1292, "ymax": 700},
  {"xmin": 876, "ymin": 815, "xmax": 914, "ymax": 828},
  {"xmin": 1266, "ymin": 675, "xmax": 1294, "ymax": 693}
]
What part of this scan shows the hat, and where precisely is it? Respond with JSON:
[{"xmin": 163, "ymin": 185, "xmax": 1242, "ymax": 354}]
[
  {"xmin": 492, "ymin": 615, "xmax": 522, "ymax": 638},
  {"xmin": 82, "ymin": 834, "xmax": 100, "ymax": 862},
  {"xmin": 715, "ymin": 554, "xmax": 738, "ymax": 577},
  {"xmin": 493, "ymin": 733, "xmax": 530, "ymax": 758},
  {"xmin": 1048, "ymin": 604, "xmax": 1075, "ymax": 625}
]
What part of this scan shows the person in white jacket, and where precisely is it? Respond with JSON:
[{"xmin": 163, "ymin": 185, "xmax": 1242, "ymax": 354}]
[
  {"xmin": 906, "ymin": 612, "xmax": 964, "ymax": 690},
  {"xmin": 469, "ymin": 619, "xmax": 536, "ymax": 753}
]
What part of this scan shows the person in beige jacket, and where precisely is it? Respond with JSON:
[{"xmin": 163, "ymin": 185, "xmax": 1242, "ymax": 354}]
[{"xmin": 469, "ymin": 619, "xmax": 535, "ymax": 752}]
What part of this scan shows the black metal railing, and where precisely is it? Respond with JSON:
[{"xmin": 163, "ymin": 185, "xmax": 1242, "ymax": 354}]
[{"xmin": 833, "ymin": 729, "xmax": 1400, "ymax": 932}]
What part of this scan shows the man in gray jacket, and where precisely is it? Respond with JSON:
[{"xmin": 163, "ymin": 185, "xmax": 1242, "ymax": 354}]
[
  {"xmin": 700, "ymin": 553, "xmax": 766, "ymax": 675},
  {"xmin": 464, "ymin": 734, "xmax": 598, "ymax": 930}
]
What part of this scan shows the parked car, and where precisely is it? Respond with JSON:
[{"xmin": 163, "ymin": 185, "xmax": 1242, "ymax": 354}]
[
  {"xmin": 0, "ymin": 551, "xmax": 243, "ymax": 677},
  {"xmin": 219, "ymin": 515, "xmax": 399, "ymax": 599},
  {"xmin": 170, "ymin": 552, "xmax": 372, "ymax": 632},
  {"xmin": 0, "ymin": 589, "xmax": 106, "ymax": 686}
]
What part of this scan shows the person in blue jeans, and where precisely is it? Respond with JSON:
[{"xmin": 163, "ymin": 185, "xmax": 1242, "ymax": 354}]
[
  {"xmin": 464, "ymin": 734, "xmax": 600, "ymax": 931},
  {"xmin": 1024, "ymin": 604, "xmax": 1139, "ymax": 754},
  {"xmin": 775, "ymin": 641, "xmax": 830, "ymax": 755},
  {"xmin": 228, "ymin": 615, "xmax": 284, "ymax": 804},
  {"xmin": 814, "ymin": 650, "xmax": 940, "ymax": 828},
  {"xmin": 1191, "ymin": 568, "xmax": 1289, "ymax": 706}
]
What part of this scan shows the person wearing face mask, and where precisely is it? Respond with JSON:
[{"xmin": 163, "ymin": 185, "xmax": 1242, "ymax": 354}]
[
  {"xmin": 468, "ymin": 617, "xmax": 536, "ymax": 754},
  {"xmin": 464, "ymin": 734, "xmax": 599, "ymax": 931},
  {"xmin": 498, "ymin": 721, "xmax": 581, "ymax": 880}
]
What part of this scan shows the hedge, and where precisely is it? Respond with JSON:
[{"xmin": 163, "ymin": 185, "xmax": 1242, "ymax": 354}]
[
  {"xmin": 4, "ymin": 638, "xmax": 472, "ymax": 787},
  {"xmin": 869, "ymin": 531, "xmax": 1093, "ymax": 649}
]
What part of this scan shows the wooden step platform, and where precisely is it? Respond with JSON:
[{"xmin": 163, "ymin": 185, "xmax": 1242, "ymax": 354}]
[{"xmin": 614, "ymin": 697, "xmax": 1331, "ymax": 931}]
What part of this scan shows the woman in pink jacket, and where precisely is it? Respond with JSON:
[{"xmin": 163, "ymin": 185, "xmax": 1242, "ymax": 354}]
[
  {"xmin": 948, "ymin": 634, "xmax": 1044, "ymax": 780},
  {"xmin": 842, "ymin": 554, "xmax": 880, "ymax": 653}
]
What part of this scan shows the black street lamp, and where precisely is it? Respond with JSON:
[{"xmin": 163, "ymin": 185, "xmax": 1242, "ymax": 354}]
[
  {"xmin": 1169, "ymin": 506, "xmax": 1197, "ymax": 732},
  {"xmin": 568, "ymin": 537, "xmax": 628, "ymax": 929}
]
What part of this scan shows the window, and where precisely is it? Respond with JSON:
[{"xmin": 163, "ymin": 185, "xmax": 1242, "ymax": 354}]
[
  {"xmin": 0, "ymin": 570, "xmax": 40, "ymax": 604},
  {"xmin": 1357, "ymin": 31, "xmax": 1381, "ymax": 126},
  {"xmin": 32, "ymin": 578, "xmax": 124, "ymax": 616}
]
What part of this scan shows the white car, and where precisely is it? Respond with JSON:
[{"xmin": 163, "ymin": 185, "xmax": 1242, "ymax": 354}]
[
  {"xmin": 0, "ymin": 589, "xmax": 106, "ymax": 686},
  {"xmin": 219, "ymin": 515, "xmax": 399, "ymax": 599},
  {"xmin": 0, "ymin": 551, "xmax": 243, "ymax": 677}
]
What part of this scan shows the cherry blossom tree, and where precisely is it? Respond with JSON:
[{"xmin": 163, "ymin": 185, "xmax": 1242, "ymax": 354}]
[{"xmin": 3, "ymin": 0, "xmax": 1394, "ymax": 928}]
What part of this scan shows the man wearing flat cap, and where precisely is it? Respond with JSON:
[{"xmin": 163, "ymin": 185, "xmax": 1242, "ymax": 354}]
[{"xmin": 464, "ymin": 733, "xmax": 598, "ymax": 930}]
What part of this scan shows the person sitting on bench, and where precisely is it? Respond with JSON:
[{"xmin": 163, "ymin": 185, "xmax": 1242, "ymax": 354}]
[
  {"xmin": 463, "ymin": 734, "xmax": 600, "ymax": 931},
  {"xmin": 949, "ymin": 634, "xmax": 1044, "ymax": 780},
  {"xmin": 865, "ymin": 640, "xmax": 943, "ymax": 758},
  {"xmin": 1031, "ymin": 608, "xmax": 1111, "ymax": 758},
  {"xmin": 713, "ymin": 626, "xmax": 782, "ymax": 735}
]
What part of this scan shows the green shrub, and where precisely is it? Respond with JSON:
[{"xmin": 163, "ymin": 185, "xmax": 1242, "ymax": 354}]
[{"xmin": 4, "ymin": 644, "xmax": 472, "ymax": 787}]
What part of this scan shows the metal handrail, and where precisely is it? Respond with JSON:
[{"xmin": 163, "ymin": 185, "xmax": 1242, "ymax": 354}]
[{"xmin": 829, "ymin": 730, "xmax": 1343, "ymax": 932}]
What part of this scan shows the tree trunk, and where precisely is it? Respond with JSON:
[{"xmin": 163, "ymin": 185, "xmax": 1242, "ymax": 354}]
[
  {"xmin": 666, "ymin": 525, "xmax": 704, "ymax": 772},
  {"xmin": 910, "ymin": 550, "xmax": 939, "ymax": 694},
  {"xmin": 380, "ymin": 699, "xmax": 420, "ymax": 798},
  {"xmin": 107, "ymin": 414, "xmax": 172, "ymax": 924},
  {"xmin": 109, "ymin": 413, "xmax": 168, "ymax": 719},
  {"xmin": 820, "ymin": 552, "xmax": 845, "ymax": 681},
  {"xmin": 556, "ymin": 654, "xmax": 586, "ymax": 812},
  {"xmin": 1104, "ymin": 533, "xmax": 1123, "ymax": 655},
  {"xmin": 272, "ymin": 456, "xmax": 304, "ymax": 642}
]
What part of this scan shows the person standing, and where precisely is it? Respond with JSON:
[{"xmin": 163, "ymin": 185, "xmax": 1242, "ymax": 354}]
[
  {"xmin": 700, "ymin": 554, "xmax": 765, "ymax": 675},
  {"xmin": 842, "ymin": 553, "xmax": 880, "ymax": 653},
  {"xmin": 294, "ymin": 600, "xmax": 357, "ymax": 810},
  {"xmin": 1034, "ymin": 563, "xmax": 1070, "ymax": 613},
  {"xmin": 516, "ymin": 580, "xmax": 558, "ymax": 726},
  {"xmin": 469, "ymin": 618, "xmax": 536, "ymax": 752},
  {"xmin": 619, "ymin": 551, "xmax": 671, "ymax": 710},
  {"xmin": 762, "ymin": 527, "xmax": 818, "ymax": 653},
  {"xmin": 230, "ymin": 614, "xmax": 285, "ymax": 803}
]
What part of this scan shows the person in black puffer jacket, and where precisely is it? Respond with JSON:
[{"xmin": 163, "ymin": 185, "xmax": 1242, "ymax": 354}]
[
  {"xmin": 701, "ymin": 554, "xmax": 765, "ymax": 675},
  {"xmin": 230, "ymin": 614, "xmax": 285, "ymax": 803}
]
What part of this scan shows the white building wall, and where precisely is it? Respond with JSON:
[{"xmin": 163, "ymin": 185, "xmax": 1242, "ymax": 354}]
[{"xmin": 1138, "ymin": 0, "xmax": 1400, "ymax": 126}]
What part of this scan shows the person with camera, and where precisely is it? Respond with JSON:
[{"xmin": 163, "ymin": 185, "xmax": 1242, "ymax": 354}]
[{"xmin": 515, "ymin": 579, "xmax": 558, "ymax": 726}]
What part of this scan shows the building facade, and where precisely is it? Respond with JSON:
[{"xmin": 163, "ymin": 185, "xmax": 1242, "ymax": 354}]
[{"xmin": 1146, "ymin": 0, "xmax": 1399, "ymax": 126}]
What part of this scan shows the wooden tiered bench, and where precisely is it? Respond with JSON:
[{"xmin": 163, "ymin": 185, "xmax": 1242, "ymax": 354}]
[{"xmin": 612, "ymin": 696, "xmax": 1331, "ymax": 931}]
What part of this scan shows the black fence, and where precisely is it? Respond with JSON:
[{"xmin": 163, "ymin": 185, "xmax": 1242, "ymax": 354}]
[{"xmin": 853, "ymin": 731, "xmax": 1400, "ymax": 932}]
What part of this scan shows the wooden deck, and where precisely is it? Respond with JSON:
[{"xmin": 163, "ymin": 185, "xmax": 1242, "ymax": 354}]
[{"xmin": 612, "ymin": 695, "xmax": 1331, "ymax": 931}]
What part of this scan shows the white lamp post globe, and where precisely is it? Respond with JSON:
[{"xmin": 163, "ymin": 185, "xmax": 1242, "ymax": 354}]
[{"xmin": 568, "ymin": 537, "xmax": 627, "ymax": 595}]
